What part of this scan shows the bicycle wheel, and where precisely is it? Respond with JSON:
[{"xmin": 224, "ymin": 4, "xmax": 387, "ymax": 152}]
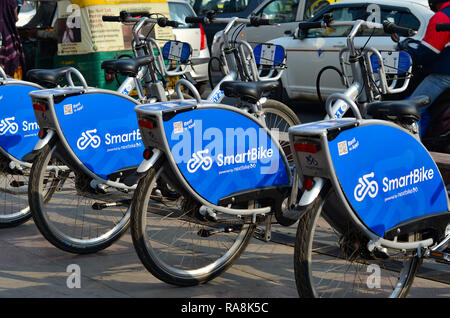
[
  {"xmin": 294, "ymin": 185, "xmax": 421, "ymax": 298},
  {"xmin": 262, "ymin": 99, "xmax": 301, "ymax": 226},
  {"xmin": 28, "ymin": 143, "xmax": 131, "ymax": 254},
  {"xmin": 261, "ymin": 99, "xmax": 300, "ymax": 164},
  {"xmin": 0, "ymin": 153, "xmax": 32, "ymax": 228},
  {"xmin": 131, "ymin": 160, "xmax": 256, "ymax": 286}
]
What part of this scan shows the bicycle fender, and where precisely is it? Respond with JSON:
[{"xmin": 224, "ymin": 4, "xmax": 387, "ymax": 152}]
[
  {"xmin": 297, "ymin": 177, "xmax": 325, "ymax": 207},
  {"xmin": 123, "ymin": 149, "xmax": 162, "ymax": 186},
  {"xmin": 22, "ymin": 130, "xmax": 55, "ymax": 162}
]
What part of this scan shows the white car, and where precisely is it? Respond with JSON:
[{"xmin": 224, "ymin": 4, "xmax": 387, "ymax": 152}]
[
  {"xmin": 211, "ymin": 0, "xmax": 342, "ymax": 59},
  {"xmin": 169, "ymin": 0, "xmax": 211, "ymax": 93},
  {"xmin": 269, "ymin": 0, "xmax": 434, "ymax": 102},
  {"xmin": 17, "ymin": 1, "xmax": 37, "ymax": 27}
]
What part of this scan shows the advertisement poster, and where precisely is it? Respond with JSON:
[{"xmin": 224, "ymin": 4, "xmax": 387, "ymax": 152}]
[{"xmin": 57, "ymin": 0, "xmax": 173, "ymax": 55}]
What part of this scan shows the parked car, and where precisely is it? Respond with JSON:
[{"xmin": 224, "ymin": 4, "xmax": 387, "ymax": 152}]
[
  {"xmin": 211, "ymin": 0, "xmax": 340, "ymax": 59},
  {"xmin": 269, "ymin": 0, "xmax": 434, "ymax": 102},
  {"xmin": 187, "ymin": 0, "xmax": 267, "ymax": 48},
  {"xmin": 17, "ymin": 1, "xmax": 38, "ymax": 27},
  {"xmin": 169, "ymin": 0, "xmax": 211, "ymax": 93},
  {"xmin": 17, "ymin": 0, "xmax": 210, "ymax": 93}
]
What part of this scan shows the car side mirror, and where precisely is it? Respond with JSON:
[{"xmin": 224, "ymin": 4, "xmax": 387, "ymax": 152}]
[{"xmin": 293, "ymin": 27, "xmax": 305, "ymax": 40}]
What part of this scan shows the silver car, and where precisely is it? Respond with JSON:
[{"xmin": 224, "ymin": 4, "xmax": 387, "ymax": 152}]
[
  {"xmin": 169, "ymin": 0, "xmax": 211, "ymax": 93},
  {"xmin": 211, "ymin": 0, "xmax": 340, "ymax": 58},
  {"xmin": 270, "ymin": 0, "xmax": 433, "ymax": 102}
]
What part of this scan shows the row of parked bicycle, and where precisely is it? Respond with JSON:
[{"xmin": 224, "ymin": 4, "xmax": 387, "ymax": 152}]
[{"xmin": 0, "ymin": 10, "xmax": 449, "ymax": 297}]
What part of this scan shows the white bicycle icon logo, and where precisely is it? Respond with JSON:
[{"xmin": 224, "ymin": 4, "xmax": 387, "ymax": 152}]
[
  {"xmin": 77, "ymin": 129, "xmax": 101, "ymax": 150},
  {"xmin": 354, "ymin": 172, "xmax": 379, "ymax": 202},
  {"xmin": 0, "ymin": 117, "xmax": 19, "ymax": 135},
  {"xmin": 187, "ymin": 149, "xmax": 213, "ymax": 173}
]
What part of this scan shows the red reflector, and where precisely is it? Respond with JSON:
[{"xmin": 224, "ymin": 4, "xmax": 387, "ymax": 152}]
[
  {"xmin": 33, "ymin": 103, "xmax": 46, "ymax": 112},
  {"xmin": 143, "ymin": 149, "xmax": 152, "ymax": 160},
  {"xmin": 138, "ymin": 119, "xmax": 154, "ymax": 130},
  {"xmin": 294, "ymin": 143, "xmax": 318, "ymax": 153},
  {"xmin": 199, "ymin": 23, "xmax": 206, "ymax": 50},
  {"xmin": 38, "ymin": 129, "xmax": 46, "ymax": 139},
  {"xmin": 303, "ymin": 178, "xmax": 314, "ymax": 191}
]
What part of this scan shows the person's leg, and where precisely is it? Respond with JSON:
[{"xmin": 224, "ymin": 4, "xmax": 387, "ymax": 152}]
[{"xmin": 410, "ymin": 73, "xmax": 450, "ymax": 135}]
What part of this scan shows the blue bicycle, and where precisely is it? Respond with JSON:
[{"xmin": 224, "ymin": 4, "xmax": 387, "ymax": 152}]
[
  {"xmin": 26, "ymin": 13, "xmax": 197, "ymax": 254},
  {"xmin": 0, "ymin": 65, "xmax": 85, "ymax": 228},
  {"xmin": 129, "ymin": 83, "xmax": 296, "ymax": 285},
  {"xmin": 291, "ymin": 19, "xmax": 449, "ymax": 298}
]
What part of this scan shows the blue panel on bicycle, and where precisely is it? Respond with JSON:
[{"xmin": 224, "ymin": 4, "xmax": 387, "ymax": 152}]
[
  {"xmin": 0, "ymin": 83, "xmax": 40, "ymax": 161},
  {"xmin": 253, "ymin": 43, "xmax": 285, "ymax": 66},
  {"xmin": 53, "ymin": 92, "xmax": 143, "ymax": 179},
  {"xmin": 163, "ymin": 107, "xmax": 290, "ymax": 205},
  {"xmin": 328, "ymin": 123, "xmax": 448, "ymax": 237},
  {"xmin": 162, "ymin": 41, "xmax": 191, "ymax": 63},
  {"xmin": 370, "ymin": 51, "xmax": 412, "ymax": 75}
]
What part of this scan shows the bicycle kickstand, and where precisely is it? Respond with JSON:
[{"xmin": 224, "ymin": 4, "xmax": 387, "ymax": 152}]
[{"xmin": 254, "ymin": 214, "xmax": 273, "ymax": 242}]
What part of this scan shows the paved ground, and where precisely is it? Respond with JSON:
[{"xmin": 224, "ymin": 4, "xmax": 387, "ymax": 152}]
[
  {"xmin": 0, "ymin": 92, "xmax": 447, "ymax": 299},
  {"xmin": 0, "ymin": 219, "xmax": 448, "ymax": 298}
]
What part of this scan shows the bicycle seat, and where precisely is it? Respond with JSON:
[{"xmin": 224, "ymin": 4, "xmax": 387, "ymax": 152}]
[
  {"xmin": 366, "ymin": 96, "xmax": 430, "ymax": 124},
  {"xmin": 220, "ymin": 81, "xmax": 279, "ymax": 103},
  {"xmin": 101, "ymin": 55, "xmax": 154, "ymax": 77},
  {"xmin": 26, "ymin": 67, "xmax": 73, "ymax": 88}
]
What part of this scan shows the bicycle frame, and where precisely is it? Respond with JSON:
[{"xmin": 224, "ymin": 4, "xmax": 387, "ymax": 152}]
[
  {"xmin": 23, "ymin": 15, "xmax": 195, "ymax": 194},
  {"xmin": 0, "ymin": 68, "xmax": 64, "ymax": 169},
  {"xmin": 289, "ymin": 20, "xmax": 450, "ymax": 254},
  {"xmin": 105, "ymin": 15, "xmax": 192, "ymax": 103},
  {"xmin": 205, "ymin": 17, "xmax": 287, "ymax": 104},
  {"xmin": 133, "ymin": 91, "xmax": 292, "ymax": 219},
  {"xmin": 30, "ymin": 87, "xmax": 141, "ymax": 191}
]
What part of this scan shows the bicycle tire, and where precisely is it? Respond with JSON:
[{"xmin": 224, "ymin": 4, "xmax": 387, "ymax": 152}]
[
  {"xmin": 131, "ymin": 159, "xmax": 256, "ymax": 286},
  {"xmin": 294, "ymin": 184, "xmax": 421, "ymax": 298},
  {"xmin": 0, "ymin": 154, "xmax": 32, "ymax": 228},
  {"xmin": 261, "ymin": 99, "xmax": 301, "ymax": 226},
  {"xmin": 28, "ymin": 143, "xmax": 131, "ymax": 254},
  {"xmin": 261, "ymin": 99, "xmax": 300, "ymax": 164}
]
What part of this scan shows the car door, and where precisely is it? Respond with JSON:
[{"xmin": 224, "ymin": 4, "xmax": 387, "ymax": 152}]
[
  {"xmin": 241, "ymin": 0, "xmax": 302, "ymax": 44},
  {"xmin": 280, "ymin": 3, "xmax": 423, "ymax": 101}
]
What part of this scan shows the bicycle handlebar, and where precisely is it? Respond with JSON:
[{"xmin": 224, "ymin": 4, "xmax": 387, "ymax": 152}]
[
  {"xmin": 298, "ymin": 21, "xmax": 326, "ymax": 30},
  {"xmin": 102, "ymin": 11, "xmax": 181, "ymax": 28},
  {"xmin": 249, "ymin": 16, "xmax": 274, "ymax": 26},
  {"xmin": 382, "ymin": 21, "xmax": 415, "ymax": 37},
  {"xmin": 185, "ymin": 15, "xmax": 272, "ymax": 27},
  {"xmin": 298, "ymin": 18, "xmax": 416, "ymax": 37},
  {"xmin": 102, "ymin": 16, "xmax": 122, "ymax": 22},
  {"xmin": 436, "ymin": 23, "xmax": 450, "ymax": 32},
  {"xmin": 185, "ymin": 16, "xmax": 208, "ymax": 24}
]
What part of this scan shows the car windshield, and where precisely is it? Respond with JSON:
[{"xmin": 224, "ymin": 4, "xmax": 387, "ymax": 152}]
[
  {"xmin": 303, "ymin": 0, "xmax": 334, "ymax": 20},
  {"xmin": 306, "ymin": 4, "xmax": 420, "ymax": 38},
  {"xmin": 169, "ymin": 2, "xmax": 197, "ymax": 28},
  {"xmin": 189, "ymin": 0, "xmax": 249, "ymax": 14},
  {"xmin": 20, "ymin": 1, "xmax": 36, "ymax": 13}
]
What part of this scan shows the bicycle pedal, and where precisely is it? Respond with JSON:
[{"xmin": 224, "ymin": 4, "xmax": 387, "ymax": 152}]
[
  {"xmin": 197, "ymin": 227, "xmax": 234, "ymax": 238},
  {"xmin": 372, "ymin": 247, "xmax": 389, "ymax": 259},
  {"xmin": 10, "ymin": 180, "xmax": 26, "ymax": 188},
  {"xmin": 151, "ymin": 188, "xmax": 162, "ymax": 196},
  {"xmin": 91, "ymin": 199, "xmax": 131, "ymax": 210},
  {"xmin": 254, "ymin": 224, "xmax": 272, "ymax": 242},
  {"xmin": 254, "ymin": 227, "xmax": 266, "ymax": 241},
  {"xmin": 428, "ymin": 251, "xmax": 450, "ymax": 264}
]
